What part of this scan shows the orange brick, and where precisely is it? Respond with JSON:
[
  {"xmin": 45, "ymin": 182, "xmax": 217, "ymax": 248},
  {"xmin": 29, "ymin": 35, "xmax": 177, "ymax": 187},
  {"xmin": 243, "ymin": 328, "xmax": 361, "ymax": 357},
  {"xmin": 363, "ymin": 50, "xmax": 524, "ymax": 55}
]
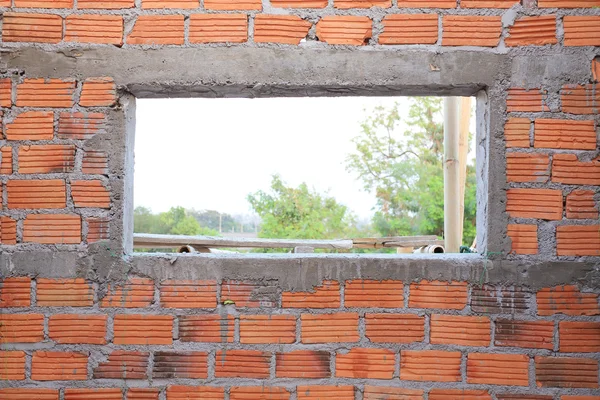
[
  {"xmin": 507, "ymin": 88, "xmax": 550, "ymax": 112},
  {"xmin": 461, "ymin": 0, "xmax": 517, "ymax": 6},
  {"xmin": 593, "ymin": 57, "xmax": 600, "ymax": 82},
  {"xmin": 495, "ymin": 319, "xmax": 553, "ymax": 349},
  {"xmin": 82, "ymin": 150, "xmax": 109, "ymax": 175},
  {"xmin": 93, "ymin": 351, "xmax": 149, "ymax": 379},
  {"xmin": 127, "ymin": 388, "xmax": 160, "ymax": 400},
  {"xmin": 408, "ymin": 280, "xmax": 467, "ymax": 309},
  {"xmin": 0, "ymin": 313, "xmax": 44, "ymax": 343},
  {"xmin": 205, "ymin": 0, "xmax": 260, "ymax": 9},
  {"xmin": 32, "ymin": 351, "xmax": 88, "ymax": 380},
  {"xmin": 336, "ymin": 348, "xmax": 395, "ymax": 379},
  {"xmin": 87, "ymin": 217, "xmax": 110, "ymax": 242},
  {"xmin": 564, "ymin": 16, "xmax": 600, "ymax": 46},
  {"xmin": 301, "ymin": 312, "xmax": 359, "ymax": 343},
  {"xmin": 365, "ymin": 313, "xmax": 424, "ymax": 343},
  {"xmin": 240, "ymin": 314, "xmax": 296, "ymax": 344},
  {"xmin": 535, "ymin": 356, "xmax": 599, "ymax": 388},
  {"xmin": 6, "ymin": 111, "xmax": 54, "ymax": 141},
  {"xmin": 179, "ymin": 315, "xmax": 234, "ymax": 342},
  {"xmin": 537, "ymin": 285, "xmax": 599, "ymax": 316},
  {"xmin": 442, "ymin": 16, "xmax": 501, "ymax": 47},
  {"xmin": 2, "ymin": 12, "xmax": 62, "ymax": 43},
  {"xmin": 0, "ymin": 389, "xmax": 59, "ymax": 400},
  {"xmin": 215, "ymin": 350, "xmax": 270, "ymax": 378},
  {"xmin": 561, "ymin": 84, "xmax": 600, "ymax": 114},
  {"xmin": 0, "ymin": 78, "xmax": 11, "ymax": 107},
  {"xmin": 254, "ymin": 15, "xmax": 311, "ymax": 45},
  {"xmin": 429, "ymin": 389, "xmax": 491, "ymax": 400},
  {"xmin": 276, "ymin": 350, "xmax": 330, "ymax": 378},
  {"xmin": 0, "ymin": 277, "xmax": 30, "ymax": 307},
  {"xmin": 552, "ymin": 154, "xmax": 600, "ymax": 185},
  {"xmin": 507, "ymin": 224, "xmax": 538, "ymax": 255},
  {"xmin": 400, "ymin": 350, "xmax": 461, "ymax": 382},
  {"xmin": 128, "ymin": 15, "xmax": 185, "ymax": 45},
  {"xmin": 153, "ymin": 351, "xmax": 207, "ymax": 379},
  {"xmin": 316, "ymin": 16, "xmax": 372, "ymax": 45},
  {"xmin": 297, "ymin": 386, "xmax": 354, "ymax": 400},
  {"xmin": 71, "ymin": 180, "xmax": 110, "ymax": 208},
  {"xmin": 363, "ymin": 386, "xmax": 423, "ymax": 400},
  {"xmin": 397, "ymin": 0, "xmax": 455, "ymax": 6},
  {"xmin": 270, "ymin": 0, "xmax": 327, "ymax": 7},
  {"xmin": 230, "ymin": 387, "xmax": 289, "ymax": 400},
  {"xmin": 344, "ymin": 279, "xmax": 403, "ymax": 307},
  {"xmin": 78, "ymin": 0, "xmax": 135, "ymax": 7},
  {"xmin": 189, "ymin": 14, "xmax": 248, "ymax": 44},
  {"xmin": 559, "ymin": 321, "xmax": 600, "ymax": 352},
  {"xmin": 282, "ymin": 280, "xmax": 340, "ymax": 308},
  {"xmin": 379, "ymin": 14, "xmax": 438, "ymax": 45},
  {"xmin": 101, "ymin": 278, "xmax": 154, "ymax": 307},
  {"xmin": 80, "ymin": 77, "xmax": 117, "ymax": 106},
  {"xmin": 505, "ymin": 118, "xmax": 531, "ymax": 148},
  {"xmin": 471, "ymin": 285, "xmax": 531, "ymax": 314},
  {"xmin": 49, "ymin": 314, "xmax": 106, "ymax": 344},
  {"xmin": 18, "ymin": 145, "xmax": 76, "ymax": 174},
  {"xmin": 23, "ymin": 214, "xmax": 81, "ymax": 244},
  {"xmin": 64, "ymin": 389, "xmax": 122, "ymax": 400},
  {"xmin": 566, "ymin": 190, "xmax": 598, "ymax": 219},
  {"xmin": 534, "ymin": 119, "xmax": 596, "ymax": 150},
  {"xmin": 142, "ymin": 0, "xmax": 199, "ymax": 7},
  {"xmin": 221, "ymin": 280, "xmax": 277, "ymax": 307},
  {"xmin": 65, "ymin": 15, "xmax": 123, "ymax": 45},
  {"xmin": 0, "ymin": 351, "xmax": 25, "ymax": 380},
  {"xmin": 557, "ymin": 225, "xmax": 600, "ymax": 256},
  {"xmin": 113, "ymin": 314, "xmax": 173, "ymax": 345},
  {"xmin": 506, "ymin": 153, "xmax": 549, "ymax": 183},
  {"xmin": 37, "ymin": 278, "xmax": 92, "ymax": 306},
  {"xmin": 506, "ymin": 188, "xmax": 562, "ymax": 220},
  {"xmin": 562, "ymin": 397, "xmax": 600, "ymax": 400},
  {"xmin": 58, "ymin": 112, "xmax": 106, "ymax": 139},
  {"xmin": 334, "ymin": 0, "xmax": 390, "ymax": 8},
  {"xmin": 0, "ymin": 147, "xmax": 12, "ymax": 175},
  {"xmin": 506, "ymin": 15, "xmax": 557, "ymax": 46},
  {"xmin": 467, "ymin": 353, "xmax": 529, "ymax": 386},
  {"xmin": 0, "ymin": 217, "xmax": 17, "ymax": 245},
  {"xmin": 14, "ymin": 0, "xmax": 72, "ymax": 6},
  {"xmin": 497, "ymin": 396, "xmax": 552, "ymax": 400},
  {"xmin": 17, "ymin": 78, "xmax": 76, "ymax": 107},
  {"xmin": 431, "ymin": 315, "xmax": 490, "ymax": 346},
  {"xmin": 160, "ymin": 279, "xmax": 217, "ymax": 308},
  {"xmin": 165, "ymin": 386, "xmax": 224, "ymax": 400},
  {"xmin": 539, "ymin": 0, "xmax": 600, "ymax": 6}
]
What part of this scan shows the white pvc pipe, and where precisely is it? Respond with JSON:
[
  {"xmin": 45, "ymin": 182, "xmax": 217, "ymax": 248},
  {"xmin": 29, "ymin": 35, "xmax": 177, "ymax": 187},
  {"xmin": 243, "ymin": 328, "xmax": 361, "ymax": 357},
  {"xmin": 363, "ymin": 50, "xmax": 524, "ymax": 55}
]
[{"xmin": 444, "ymin": 97, "xmax": 461, "ymax": 253}]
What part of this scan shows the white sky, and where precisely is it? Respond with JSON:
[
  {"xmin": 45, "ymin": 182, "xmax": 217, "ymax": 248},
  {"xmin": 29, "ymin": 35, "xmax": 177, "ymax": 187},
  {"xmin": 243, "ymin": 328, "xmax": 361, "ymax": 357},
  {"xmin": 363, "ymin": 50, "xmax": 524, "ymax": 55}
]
[{"xmin": 134, "ymin": 97, "xmax": 474, "ymax": 220}]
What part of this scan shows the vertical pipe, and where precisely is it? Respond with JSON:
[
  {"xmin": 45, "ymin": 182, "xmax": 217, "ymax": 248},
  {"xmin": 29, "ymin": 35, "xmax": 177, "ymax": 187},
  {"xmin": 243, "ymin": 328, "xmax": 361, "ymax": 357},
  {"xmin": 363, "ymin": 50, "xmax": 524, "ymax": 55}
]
[
  {"xmin": 444, "ymin": 97, "xmax": 461, "ymax": 253},
  {"xmin": 458, "ymin": 97, "xmax": 472, "ymax": 245}
]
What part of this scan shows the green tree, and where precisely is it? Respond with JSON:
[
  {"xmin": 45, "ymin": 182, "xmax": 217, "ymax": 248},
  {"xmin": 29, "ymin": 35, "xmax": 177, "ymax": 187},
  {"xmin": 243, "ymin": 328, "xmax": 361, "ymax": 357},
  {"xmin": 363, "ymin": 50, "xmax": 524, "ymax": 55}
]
[
  {"xmin": 133, "ymin": 206, "xmax": 218, "ymax": 236},
  {"xmin": 346, "ymin": 97, "xmax": 476, "ymax": 245}
]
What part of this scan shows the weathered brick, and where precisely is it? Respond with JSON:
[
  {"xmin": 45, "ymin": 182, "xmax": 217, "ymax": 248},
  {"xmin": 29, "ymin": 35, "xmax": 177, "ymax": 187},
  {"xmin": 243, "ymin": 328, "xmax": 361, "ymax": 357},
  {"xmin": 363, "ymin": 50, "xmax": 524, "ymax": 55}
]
[
  {"xmin": 179, "ymin": 315, "xmax": 234, "ymax": 343},
  {"xmin": 0, "ymin": 277, "xmax": 31, "ymax": 307},
  {"xmin": 2, "ymin": 13, "xmax": 62, "ymax": 43},
  {"xmin": 49, "ymin": 314, "xmax": 107, "ymax": 344},
  {"xmin": 539, "ymin": 0, "xmax": 600, "ymax": 6},
  {"xmin": 344, "ymin": 279, "xmax": 403, "ymax": 307},
  {"xmin": 534, "ymin": 119, "xmax": 596, "ymax": 150},
  {"xmin": 442, "ymin": 16, "xmax": 502, "ymax": 47},
  {"xmin": 537, "ymin": 285, "xmax": 599, "ymax": 316},
  {"xmin": 205, "ymin": 0, "xmax": 260, "ymax": 9},
  {"xmin": 559, "ymin": 321, "xmax": 600, "ymax": 352},
  {"xmin": 189, "ymin": 14, "xmax": 248, "ymax": 44},
  {"xmin": 365, "ymin": 313, "xmax": 424, "ymax": 343},
  {"xmin": 505, "ymin": 118, "xmax": 531, "ymax": 148},
  {"xmin": 14, "ymin": 0, "xmax": 72, "ymax": 6},
  {"xmin": 113, "ymin": 314, "xmax": 173, "ymax": 345},
  {"xmin": 497, "ymin": 395, "xmax": 553, "ymax": 400},
  {"xmin": 0, "ymin": 388, "xmax": 59, "ymax": 400},
  {"xmin": 552, "ymin": 154, "xmax": 600, "ymax": 185},
  {"xmin": 93, "ymin": 351, "xmax": 149, "ymax": 379},
  {"xmin": 297, "ymin": 386, "xmax": 354, "ymax": 400},
  {"xmin": 80, "ymin": 77, "xmax": 117, "ymax": 107},
  {"xmin": 142, "ymin": 0, "xmax": 199, "ymax": 8},
  {"xmin": 101, "ymin": 278, "xmax": 154, "ymax": 308},
  {"xmin": 78, "ymin": 0, "xmax": 135, "ymax": 7},
  {"xmin": 471, "ymin": 285, "xmax": 531, "ymax": 313},
  {"xmin": 160, "ymin": 279, "xmax": 217, "ymax": 308},
  {"xmin": 37, "ymin": 278, "xmax": 92, "ymax": 306},
  {"xmin": 230, "ymin": 387, "xmax": 290, "ymax": 400},
  {"xmin": 506, "ymin": 188, "xmax": 562, "ymax": 220},
  {"xmin": 535, "ymin": 356, "xmax": 599, "ymax": 388},
  {"xmin": 127, "ymin": 388, "xmax": 160, "ymax": 400},
  {"xmin": 0, "ymin": 217, "xmax": 17, "ymax": 245},
  {"xmin": 18, "ymin": 145, "xmax": 76, "ymax": 174},
  {"xmin": 409, "ymin": 280, "xmax": 468, "ymax": 310},
  {"xmin": 461, "ymin": 0, "xmax": 517, "ymax": 6},
  {"xmin": 282, "ymin": 280, "xmax": 340, "ymax": 308},
  {"xmin": 64, "ymin": 389, "xmax": 122, "ymax": 400},
  {"xmin": 301, "ymin": 312, "xmax": 359, "ymax": 343},
  {"xmin": 593, "ymin": 57, "xmax": 600, "ymax": 82},
  {"xmin": 561, "ymin": 84, "xmax": 599, "ymax": 114},
  {"xmin": 31, "ymin": 351, "xmax": 88, "ymax": 380},
  {"xmin": 334, "ymin": 0, "xmax": 390, "ymax": 8},
  {"xmin": 0, "ymin": 351, "xmax": 25, "ymax": 380},
  {"xmin": 153, "ymin": 351, "xmax": 207, "ymax": 379},
  {"xmin": 467, "ymin": 353, "xmax": 529, "ymax": 386},
  {"xmin": 71, "ymin": 180, "xmax": 111, "ymax": 208},
  {"xmin": 379, "ymin": 14, "xmax": 438, "ymax": 45},
  {"xmin": 564, "ymin": 16, "xmax": 600, "ymax": 46},
  {"xmin": 254, "ymin": 15, "xmax": 311, "ymax": 45},
  {"xmin": 506, "ymin": 153, "xmax": 550, "ymax": 183},
  {"xmin": 336, "ymin": 348, "xmax": 395, "ymax": 379},
  {"xmin": 165, "ymin": 386, "xmax": 224, "ymax": 400},
  {"xmin": 8, "ymin": 179, "xmax": 66, "ymax": 209},
  {"xmin": 270, "ymin": 0, "xmax": 327, "ymax": 7},
  {"xmin": 0, "ymin": 78, "xmax": 11, "ymax": 107},
  {"xmin": 16, "ymin": 79, "xmax": 76, "ymax": 107},
  {"xmin": 240, "ymin": 314, "xmax": 296, "ymax": 344},
  {"xmin": 397, "ymin": 0, "xmax": 455, "ymax": 6},
  {"xmin": 58, "ymin": 112, "xmax": 106, "ymax": 139},
  {"xmin": 65, "ymin": 15, "xmax": 123, "ymax": 45},
  {"xmin": 215, "ymin": 350, "xmax": 270, "ymax": 378},
  {"xmin": 128, "ymin": 15, "xmax": 185, "ymax": 45},
  {"xmin": 276, "ymin": 350, "xmax": 330, "ymax": 378},
  {"xmin": 430, "ymin": 315, "xmax": 490, "ymax": 346},
  {"xmin": 0, "ymin": 313, "xmax": 44, "ymax": 343},
  {"xmin": 557, "ymin": 225, "xmax": 600, "ymax": 256},
  {"xmin": 316, "ymin": 16, "xmax": 372, "ymax": 45},
  {"xmin": 562, "ymin": 397, "xmax": 600, "ymax": 400},
  {"xmin": 23, "ymin": 214, "xmax": 81, "ymax": 244},
  {"xmin": 507, "ymin": 224, "xmax": 538, "ymax": 255},
  {"xmin": 400, "ymin": 350, "xmax": 461, "ymax": 382},
  {"xmin": 87, "ymin": 217, "xmax": 110, "ymax": 243},
  {"xmin": 363, "ymin": 386, "xmax": 423, "ymax": 400},
  {"xmin": 507, "ymin": 88, "xmax": 550, "ymax": 112},
  {"xmin": 82, "ymin": 150, "xmax": 109, "ymax": 175},
  {"xmin": 566, "ymin": 190, "xmax": 598, "ymax": 219},
  {"xmin": 429, "ymin": 389, "xmax": 491, "ymax": 400},
  {"xmin": 0, "ymin": 147, "xmax": 13, "ymax": 175},
  {"xmin": 506, "ymin": 16, "xmax": 557, "ymax": 47},
  {"xmin": 6, "ymin": 111, "xmax": 54, "ymax": 141}
]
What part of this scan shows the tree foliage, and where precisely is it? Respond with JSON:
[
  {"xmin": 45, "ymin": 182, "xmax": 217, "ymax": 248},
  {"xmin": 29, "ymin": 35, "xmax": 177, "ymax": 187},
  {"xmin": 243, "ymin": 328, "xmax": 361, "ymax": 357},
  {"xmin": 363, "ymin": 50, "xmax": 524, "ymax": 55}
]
[{"xmin": 133, "ymin": 206, "xmax": 218, "ymax": 236}]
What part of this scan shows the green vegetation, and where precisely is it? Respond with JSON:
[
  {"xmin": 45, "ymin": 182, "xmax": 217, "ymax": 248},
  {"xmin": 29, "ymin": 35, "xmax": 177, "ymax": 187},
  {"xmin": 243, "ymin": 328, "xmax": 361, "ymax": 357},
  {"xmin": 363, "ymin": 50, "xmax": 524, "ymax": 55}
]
[{"xmin": 133, "ymin": 206, "xmax": 218, "ymax": 236}]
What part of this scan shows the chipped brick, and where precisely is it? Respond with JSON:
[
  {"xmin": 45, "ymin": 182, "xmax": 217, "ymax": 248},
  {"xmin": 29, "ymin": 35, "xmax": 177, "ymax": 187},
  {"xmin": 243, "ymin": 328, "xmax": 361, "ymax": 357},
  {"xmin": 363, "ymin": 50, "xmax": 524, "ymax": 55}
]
[
  {"xmin": 537, "ymin": 285, "xmax": 599, "ymax": 316},
  {"xmin": 58, "ymin": 112, "xmax": 106, "ymax": 139},
  {"xmin": 254, "ymin": 15, "xmax": 311, "ymax": 45},
  {"xmin": 566, "ymin": 190, "xmax": 598, "ymax": 219},
  {"xmin": 0, "ymin": 217, "xmax": 17, "ymax": 245},
  {"xmin": 0, "ymin": 78, "xmax": 11, "ymax": 107},
  {"xmin": 82, "ymin": 150, "xmax": 109, "ymax": 175},
  {"xmin": 222, "ymin": 280, "xmax": 277, "ymax": 307},
  {"xmin": 71, "ymin": 180, "xmax": 111, "ymax": 208},
  {"xmin": 0, "ymin": 147, "xmax": 13, "ymax": 175},
  {"xmin": 93, "ymin": 351, "xmax": 149, "ymax": 379},
  {"xmin": 316, "ymin": 16, "xmax": 372, "ymax": 45},
  {"xmin": 561, "ymin": 84, "xmax": 600, "ymax": 114},
  {"xmin": 552, "ymin": 154, "xmax": 600, "ymax": 185},
  {"xmin": 505, "ymin": 118, "xmax": 531, "ymax": 148},
  {"xmin": 160, "ymin": 279, "xmax": 217, "ymax": 308},
  {"xmin": 507, "ymin": 224, "xmax": 538, "ymax": 255},
  {"xmin": 282, "ymin": 280, "xmax": 340, "ymax": 308},
  {"xmin": 507, "ymin": 88, "xmax": 550, "ymax": 112},
  {"xmin": 471, "ymin": 284, "xmax": 531, "ymax": 313},
  {"xmin": 80, "ymin": 77, "xmax": 117, "ymax": 107}
]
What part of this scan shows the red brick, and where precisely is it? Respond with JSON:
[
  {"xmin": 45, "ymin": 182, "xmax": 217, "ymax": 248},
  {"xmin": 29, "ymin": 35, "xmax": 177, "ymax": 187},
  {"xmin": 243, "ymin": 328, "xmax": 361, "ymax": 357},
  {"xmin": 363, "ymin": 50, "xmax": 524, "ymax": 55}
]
[
  {"xmin": 113, "ymin": 314, "xmax": 173, "ymax": 345},
  {"xmin": 93, "ymin": 351, "xmax": 149, "ymax": 379},
  {"xmin": 539, "ymin": 0, "xmax": 600, "ymax": 6},
  {"xmin": 535, "ymin": 356, "xmax": 599, "ymax": 388},
  {"xmin": 0, "ymin": 217, "xmax": 17, "ymax": 245},
  {"xmin": 559, "ymin": 321, "xmax": 600, "ymax": 352},
  {"xmin": 14, "ymin": 0, "xmax": 72, "ymax": 6},
  {"xmin": 534, "ymin": 119, "xmax": 596, "ymax": 150},
  {"xmin": 409, "ymin": 280, "xmax": 467, "ymax": 310},
  {"xmin": 505, "ymin": 118, "xmax": 531, "ymax": 148},
  {"xmin": 179, "ymin": 315, "xmax": 234, "ymax": 342},
  {"xmin": 165, "ymin": 386, "xmax": 224, "ymax": 400},
  {"xmin": 71, "ymin": 180, "xmax": 110, "ymax": 208},
  {"xmin": 0, "ymin": 147, "xmax": 12, "ymax": 175},
  {"xmin": 16, "ymin": 79, "xmax": 76, "ymax": 107},
  {"xmin": 564, "ymin": 16, "xmax": 600, "ymax": 46},
  {"xmin": 297, "ymin": 386, "xmax": 354, "ymax": 400},
  {"xmin": 37, "ymin": 278, "xmax": 92, "ymax": 306},
  {"xmin": 344, "ymin": 279, "xmax": 403, "ymax": 307},
  {"xmin": 65, "ymin": 15, "xmax": 123, "ymax": 45},
  {"xmin": 230, "ymin": 387, "xmax": 290, "ymax": 400},
  {"xmin": 506, "ymin": 153, "xmax": 550, "ymax": 183},
  {"xmin": 215, "ymin": 350, "xmax": 270, "ymax": 378},
  {"xmin": 495, "ymin": 319, "xmax": 554, "ymax": 349},
  {"xmin": 498, "ymin": 396, "xmax": 553, "ymax": 400},
  {"xmin": 461, "ymin": 0, "xmax": 517, "ymax": 6},
  {"xmin": 397, "ymin": 0, "xmax": 455, "ymax": 6},
  {"xmin": 552, "ymin": 154, "xmax": 600, "ymax": 185},
  {"xmin": 467, "ymin": 353, "xmax": 529, "ymax": 386},
  {"xmin": 561, "ymin": 84, "xmax": 599, "ymax": 114},
  {"xmin": 2, "ymin": 13, "xmax": 62, "ymax": 43},
  {"xmin": 58, "ymin": 112, "xmax": 106, "ymax": 139},
  {"xmin": 0, "ymin": 314, "xmax": 44, "ymax": 343},
  {"xmin": 189, "ymin": 14, "xmax": 248, "ymax": 43},
  {"xmin": 400, "ymin": 350, "xmax": 461, "ymax": 382},
  {"xmin": 80, "ymin": 77, "xmax": 117, "ymax": 106},
  {"xmin": 23, "ymin": 214, "xmax": 81, "ymax": 244},
  {"xmin": 334, "ymin": 0, "xmax": 390, "ymax": 8},
  {"xmin": 557, "ymin": 225, "xmax": 600, "ymax": 256},
  {"xmin": 128, "ymin": 15, "xmax": 185, "ymax": 45},
  {"xmin": 429, "ymin": 389, "xmax": 492, "ymax": 400},
  {"xmin": 270, "ymin": 0, "xmax": 327, "ymax": 7},
  {"xmin": 205, "ymin": 0, "xmax": 260, "ymax": 8},
  {"xmin": 537, "ymin": 285, "xmax": 599, "ymax": 316},
  {"xmin": 240, "ymin": 314, "xmax": 296, "ymax": 344},
  {"xmin": 82, "ymin": 150, "xmax": 109, "ymax": 175},
  {"xmin": 142, "ymin": 0, "xmax": 199, "ymax": 7},
  {"xmin": 316, "ymin": 16, "xmax": 372, "ymax": 45},
  {"xmin": 87, "ymin": 217, "xmax": 110, "ymax": 242},
  {"xmin": 5, "ymin": 111, "xmax": 54, "ymax": 141},
  {"xmin": 32, "ymin": 351, "xmax": 87, "ymax": 380},
  {"xmin": 49, "ymin": 314, "xmax": 107, "ymax": 344},
  {"xmin": 282, "ymin": 280, "xmax": 340, "ymax": 308},
  {"xmin": 363, "ymin": 386, "xmax": 423, "ymax": 400},
  {"xmin": 507, "ymin": 224, "xmax": 538, "ymax": 255},
  {"xmin": 153, "ymin": 351, "xmax": 207, "ymax": 379},
  {"xmin": 65, "ymin": 389, "xmax": 122, "ymax": 400},
  {"xmin": 507, "ymin": 88, "xmax": 550, "ymax": 112},
  {"xmin": 0, "ymin": 78, "xmax": 11, "ymax": 107},
  {"xmin": 379, "ymin": 14, "xmax": 438, "ymax": 45},
  {"xmin": 0, "ymin": 388, "xmax": 59, "ymax": 400},
  {"xmin": 18, "ymin": 145, "xmax": 75, "ymax": 174},
  {"xmin": 593, "ymin": 57, "xmax": 600, "ymax": 82},
  {"xmin": 254, "ymin": 15, "xmax": 311, "ymax": 45},
  {"xmin": 442, "ymin": 16, "xmax": 501, "ymax": 47},
  {"xmin": 276, "ymin": 350, "xmax": 330, "ymax": 378},
  {"xmin": 431, "ymin": 315, "xmax": 490, "ymax": 346},
  {"xmin": 566, "ymin": 190, "xmax": 598, "ymax": 219},
  {"xmin": 222, "ymin": 280, "xmax": 277, "ymax": 307},
  {"xmin": 301, "ymin": 312, "xmax": 359, "ymax": 343},
  {"xmin": 336, "ymin": 348, "xmax": 395, "ymax": 379},
  {"xmin": 0, "ymin": 277, "xmax": 30, "ymax": 307},
  {"xmin": 160, "ymin": 279, "xmax": 217, "ymax": 308},
  {"xmin": 506, "ymin": 188, "xmax": 562, "ymax": 220},
  {"xmin": 0, "ymin": 351, "xmax": 25, "ymax": 380},
  {"xmin": 127, "ymin": 388, "xmax": 160, "ymax": 400},
  {"xmin": 8, "ymin": 179, "xmax": 66, "ymax": 209},
  {"xmin": 365, "ymin": 313, "xmax": 424, "ymax": 343},
  {"xmin": 101, "ymin": 278, "xmax": 154, "ymax": 307},
  {"xmin": 78, "ymin": 0, "xmax": 135, "ymax": 7},
  {"xmin": 471, "ymin": 285, "xmax": 531, "ymax": 313},
  {"xmin": 506, "ymin": 15, "xmax": 556, "ymax": 47}
]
